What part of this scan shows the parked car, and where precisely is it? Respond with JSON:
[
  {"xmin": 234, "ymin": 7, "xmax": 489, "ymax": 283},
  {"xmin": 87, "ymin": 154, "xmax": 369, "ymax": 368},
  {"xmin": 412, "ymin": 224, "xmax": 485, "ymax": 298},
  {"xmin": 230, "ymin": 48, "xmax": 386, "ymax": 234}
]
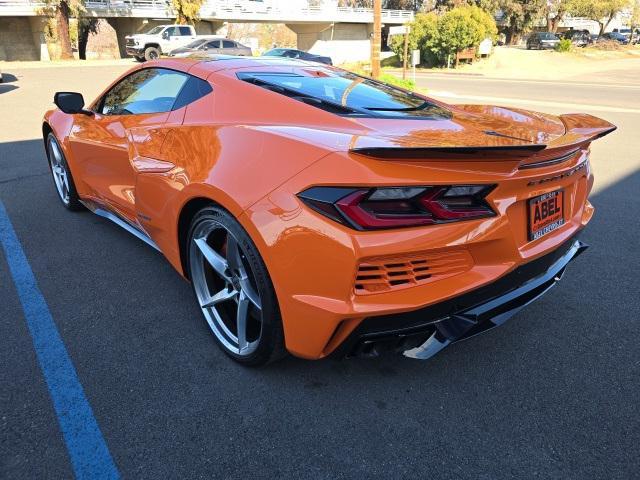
[
  {"xmin": 559, "ymin": 30, "xmax": 591, "ymax": 47},
  {"xmin": 599, "ymin": 32, "xmax": 630, "ymax": 45},
  {"xmin": 169, "ymin": 38, "xmax": 252, "ymax": 58},
  {"xmin": 526, "ymin": 32, "xmax": 560, "ymax": 50},
  {"xmin": 125, "ymin": 24, "xmax": 198, "ymax": 62},
  {"xmin": 43, "ymin": 57, "xmax": 616, "ymax": 365},
  {"xmin": 612, "ymin": 28, "xmax": 633, "ymax": 42},
  {"xmin": 263, "ymin": 48, "xmax": 332, "ymax": 65}
]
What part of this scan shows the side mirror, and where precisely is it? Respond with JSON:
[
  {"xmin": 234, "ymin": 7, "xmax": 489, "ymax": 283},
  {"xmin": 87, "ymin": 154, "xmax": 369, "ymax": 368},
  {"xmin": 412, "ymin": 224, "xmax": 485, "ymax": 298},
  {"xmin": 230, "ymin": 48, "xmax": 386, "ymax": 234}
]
[
  {"xmin": 54, "ymin": 92, "xmax": 92, "ymax": 115},
  {"xmin": 162, "ymin": 31, "xmax": 169, "ymax": 39}
]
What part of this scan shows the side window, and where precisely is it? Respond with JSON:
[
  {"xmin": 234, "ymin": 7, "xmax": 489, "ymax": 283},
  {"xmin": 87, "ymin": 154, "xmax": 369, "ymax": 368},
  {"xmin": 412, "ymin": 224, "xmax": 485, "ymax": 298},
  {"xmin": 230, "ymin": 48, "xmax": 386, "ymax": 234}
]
[
  {"xmin": 222, "ymin": 40, "xmax": 235, "ymax": 48},
  {"xmin": 179, "ymin": 26, "xmax": 192, "ymax": 36},
  {"xmin": 165, "ymin": 26, "xmax": 179, "ymax": 37},
  {"xmin": 206, "ymin": 40, "xmax": 221, "ymax": 49},
  {"xmin": 100, "ymin": 68, "xmax": 189, "ymax": 116},
  {"xmin": 172, "ymin": 76, "xmax": 213, "ymax": 110}
]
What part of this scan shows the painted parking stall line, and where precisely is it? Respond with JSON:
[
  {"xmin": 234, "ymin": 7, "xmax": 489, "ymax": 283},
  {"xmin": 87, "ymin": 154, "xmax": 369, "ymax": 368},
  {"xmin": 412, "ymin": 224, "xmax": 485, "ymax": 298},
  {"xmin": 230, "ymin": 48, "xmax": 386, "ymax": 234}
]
[{"xmin": 0, "ymin": 201, "xmax": 119, "ymax": 480}]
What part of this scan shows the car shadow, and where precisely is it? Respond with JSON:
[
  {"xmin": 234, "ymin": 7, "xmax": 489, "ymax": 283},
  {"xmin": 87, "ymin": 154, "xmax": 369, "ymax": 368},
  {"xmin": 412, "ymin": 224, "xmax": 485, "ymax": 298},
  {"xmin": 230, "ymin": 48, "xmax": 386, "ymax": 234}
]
[
  {"xmin": 2, "ymin": 135, "xmax": 638, "ymax": 478},
  {"xmin": 1, "ymin": 72, "xmax": 18, "ymax": 83},
  {"xmin": 1, "ymin": 72, "xmax": 19, "ymax": 94}
]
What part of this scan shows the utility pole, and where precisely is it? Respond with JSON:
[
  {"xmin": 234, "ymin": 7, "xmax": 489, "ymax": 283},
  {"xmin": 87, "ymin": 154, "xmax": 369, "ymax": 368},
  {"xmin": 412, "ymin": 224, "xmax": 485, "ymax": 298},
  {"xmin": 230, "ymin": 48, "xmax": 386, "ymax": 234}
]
[
  {"xmin": 372, "ymin": 0, "xmax": 381, "ymax": 79},
  {"xmin": 402, "ymin": 27, "xmax": 409, "ymax": 80}
]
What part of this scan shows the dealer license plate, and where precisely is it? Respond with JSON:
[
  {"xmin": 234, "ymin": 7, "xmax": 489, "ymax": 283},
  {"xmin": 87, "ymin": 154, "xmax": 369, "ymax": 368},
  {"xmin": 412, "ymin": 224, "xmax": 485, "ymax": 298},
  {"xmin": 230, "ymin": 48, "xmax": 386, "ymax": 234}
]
[{"xmin": 528, "ymin": 189, "xmax": 565, "ymax": 241}]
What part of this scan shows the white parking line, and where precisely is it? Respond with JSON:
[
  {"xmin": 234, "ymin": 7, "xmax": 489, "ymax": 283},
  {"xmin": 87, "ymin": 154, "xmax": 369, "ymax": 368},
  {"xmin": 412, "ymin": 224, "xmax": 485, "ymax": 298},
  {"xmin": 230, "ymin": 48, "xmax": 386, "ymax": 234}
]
[{"xmin": 429, "ymin": 91, "xmax": 640, "ymax": 114}]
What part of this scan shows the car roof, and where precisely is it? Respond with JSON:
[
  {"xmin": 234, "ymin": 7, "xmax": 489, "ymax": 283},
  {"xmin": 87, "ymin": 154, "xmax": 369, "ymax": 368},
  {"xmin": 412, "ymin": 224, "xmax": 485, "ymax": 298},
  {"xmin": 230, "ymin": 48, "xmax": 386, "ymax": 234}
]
[{"xmin": 138, "ymin": 56, "xmax": 330, "ymax": 83}]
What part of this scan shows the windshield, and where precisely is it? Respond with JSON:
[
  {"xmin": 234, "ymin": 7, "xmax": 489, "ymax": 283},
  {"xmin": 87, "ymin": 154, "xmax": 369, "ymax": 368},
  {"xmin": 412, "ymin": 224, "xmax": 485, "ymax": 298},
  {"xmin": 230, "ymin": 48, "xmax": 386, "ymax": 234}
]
[
  {"xmin": 539, "ymin": 33, "xmax": 557, "ymax": 39},
  {"xmin": 146, "ymin": 26, "xmax": 165, "ymax": 35},
  {"xmin": 184, "ymin": 39, "xmax": 209, "ymax": 49},
  {"xmin": 238, "ymin": 70, "xmax": 451, "ymax": 119}
]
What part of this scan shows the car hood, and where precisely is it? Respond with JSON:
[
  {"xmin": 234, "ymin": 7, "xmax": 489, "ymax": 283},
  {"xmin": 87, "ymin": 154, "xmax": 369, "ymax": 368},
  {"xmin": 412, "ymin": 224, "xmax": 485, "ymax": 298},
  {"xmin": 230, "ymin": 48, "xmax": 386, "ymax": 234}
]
[{"xmin": 125, "ymin": 34, "xmax": 156, "ymax": 41}]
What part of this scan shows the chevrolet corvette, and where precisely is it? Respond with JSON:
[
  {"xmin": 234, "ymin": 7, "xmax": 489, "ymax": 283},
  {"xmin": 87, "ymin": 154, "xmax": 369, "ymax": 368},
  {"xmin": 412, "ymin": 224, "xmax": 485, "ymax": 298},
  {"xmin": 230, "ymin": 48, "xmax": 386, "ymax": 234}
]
[{"xmin": 43, "ymin": 57, "xmax": 615, "ymax": 365}]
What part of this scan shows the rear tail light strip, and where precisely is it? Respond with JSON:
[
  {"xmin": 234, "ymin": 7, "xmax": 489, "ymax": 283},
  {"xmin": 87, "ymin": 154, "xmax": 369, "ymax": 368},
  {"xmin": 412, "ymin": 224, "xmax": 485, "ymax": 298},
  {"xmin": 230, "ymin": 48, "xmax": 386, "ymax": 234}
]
[{"xmin": 298, "ymin": 185, "xmax": 496, "ymax": 231}]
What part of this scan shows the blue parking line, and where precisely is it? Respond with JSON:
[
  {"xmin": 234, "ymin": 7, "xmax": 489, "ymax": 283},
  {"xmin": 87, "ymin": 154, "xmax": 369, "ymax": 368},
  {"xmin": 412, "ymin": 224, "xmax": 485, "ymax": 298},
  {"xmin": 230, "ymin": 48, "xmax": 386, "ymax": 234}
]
[{"xmin": 0, "ymin": 201, "xmax": 119, "ymax": 480}]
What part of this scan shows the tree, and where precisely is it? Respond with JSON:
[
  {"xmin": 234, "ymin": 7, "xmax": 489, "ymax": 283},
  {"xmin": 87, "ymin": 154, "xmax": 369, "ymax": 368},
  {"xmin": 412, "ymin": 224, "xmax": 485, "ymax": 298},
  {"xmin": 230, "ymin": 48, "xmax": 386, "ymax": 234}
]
[
  {"xmin": 546, "ymin": 0, "xmax": 574, "ymax": 32},
  {"xmin": 569, "ymin": 0, "xmax": 632, "ymax": 35},
  {"xmin": 390, "ymin": 11, "xmax": 439, "ymax": 63},
  {"xmin": 433, "ymin": 5, "xmax": 497, "ymax": 61},
  {"xmin": 41, "ymin": 0, "xmax": 84, "ymax": 59},
  {"xmin": 483, "ymin": 0, "xmax": 546, "ymax": 44},
  {"xmin": 632, "ymin": 0, "xmax": 640, "ymax": 27},
  {"xmin": 390, "ymin": 5, "xmax": 497, "ymax": 67},
  {"xmin": 171, "ymin": 0, "xmax": 205, "ymax": 24},
  {"xmin": 77, "ymin": 18, "xmax": 98, "ymax": 60}
]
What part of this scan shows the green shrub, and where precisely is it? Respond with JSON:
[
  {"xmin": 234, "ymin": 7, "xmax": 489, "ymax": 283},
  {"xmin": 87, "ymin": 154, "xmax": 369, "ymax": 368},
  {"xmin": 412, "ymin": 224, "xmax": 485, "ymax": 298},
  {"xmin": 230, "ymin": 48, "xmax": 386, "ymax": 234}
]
[
  {"xmin": 390, "ymin": 6, "xmax": 498, "ymax": 68},
  {"xmin": 556, "ymin": 38, "xmax": 572, "ymax": 52},
  {"xmin": 433, "ymin": 5, "xmax": 497, "ymax": 66},
  {"xmin": 390, "ymin": 12, "xmax": 439, "ymax": 67}
]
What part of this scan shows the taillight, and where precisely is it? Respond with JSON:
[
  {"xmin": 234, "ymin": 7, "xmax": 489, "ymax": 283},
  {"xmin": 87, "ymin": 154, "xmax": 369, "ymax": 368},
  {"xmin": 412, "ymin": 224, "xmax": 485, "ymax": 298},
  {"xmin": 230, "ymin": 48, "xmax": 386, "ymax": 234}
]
[{"xmin": 298, "ymin": 185, "xmax": 495, "ymax": 230}]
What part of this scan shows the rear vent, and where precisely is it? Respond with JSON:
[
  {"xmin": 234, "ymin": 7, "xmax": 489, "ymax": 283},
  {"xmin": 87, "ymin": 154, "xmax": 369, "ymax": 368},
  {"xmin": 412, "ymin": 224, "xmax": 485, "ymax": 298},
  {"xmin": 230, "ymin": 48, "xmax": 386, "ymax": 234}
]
[{"xmin": 355, "ymin": 248, "xmax": 473, "ymax": 294}]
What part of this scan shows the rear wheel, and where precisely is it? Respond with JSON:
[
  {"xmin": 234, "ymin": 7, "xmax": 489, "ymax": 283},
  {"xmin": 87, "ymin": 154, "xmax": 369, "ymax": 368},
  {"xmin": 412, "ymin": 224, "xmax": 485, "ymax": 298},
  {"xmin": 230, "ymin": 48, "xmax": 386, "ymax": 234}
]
[
  {"xmin": 46, "ymin": 133, "xmax": 83, "ymax": 211},
  {"xmin": 144, "ymin": 46, "xmax": 160, "ymax": 61},
  {"xmin": 187, "ymin": 206, "xmax": 286, "ymax": 366}
]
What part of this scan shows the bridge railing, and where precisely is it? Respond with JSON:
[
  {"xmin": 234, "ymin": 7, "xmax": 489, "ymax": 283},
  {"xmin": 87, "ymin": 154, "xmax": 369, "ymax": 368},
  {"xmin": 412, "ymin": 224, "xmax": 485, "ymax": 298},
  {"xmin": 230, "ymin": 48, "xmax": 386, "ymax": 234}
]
[{"xmin": 0, "ymin": 0, "xmax": 414, "ymax": 23}]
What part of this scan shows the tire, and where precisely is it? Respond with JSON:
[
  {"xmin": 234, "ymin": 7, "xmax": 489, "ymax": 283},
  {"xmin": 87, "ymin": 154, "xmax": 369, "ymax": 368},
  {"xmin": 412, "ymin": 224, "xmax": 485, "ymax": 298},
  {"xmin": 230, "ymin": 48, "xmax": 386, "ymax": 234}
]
[
  {"xmin": 45, "ymin": 133, "xmax": 83, "ymax": 211},
  {"xmin": 186, "ymin": 205, "xmax": 286, "ymax": 366},
  {"xmin": 134, "ymin": 55, "xmax": 145, "ymax": 62},
  {"xmin": 143, "ymin": 46, "xmax": 160, "ymax": 61}
]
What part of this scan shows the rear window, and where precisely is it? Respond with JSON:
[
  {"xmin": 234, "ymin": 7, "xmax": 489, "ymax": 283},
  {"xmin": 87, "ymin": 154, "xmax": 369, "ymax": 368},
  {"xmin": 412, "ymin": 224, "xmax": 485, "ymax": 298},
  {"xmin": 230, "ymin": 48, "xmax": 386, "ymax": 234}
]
[{"xmin": 238, "ymin": 70, "xmax": 451, "ymax": 119}]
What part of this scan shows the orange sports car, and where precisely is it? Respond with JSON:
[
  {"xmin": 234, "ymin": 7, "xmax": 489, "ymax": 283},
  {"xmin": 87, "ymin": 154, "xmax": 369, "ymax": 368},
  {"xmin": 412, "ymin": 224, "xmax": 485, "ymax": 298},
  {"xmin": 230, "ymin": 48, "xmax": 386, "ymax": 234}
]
[{"xmin": 43, "ymin": 57, "xmax": 615, "ymax": 365}]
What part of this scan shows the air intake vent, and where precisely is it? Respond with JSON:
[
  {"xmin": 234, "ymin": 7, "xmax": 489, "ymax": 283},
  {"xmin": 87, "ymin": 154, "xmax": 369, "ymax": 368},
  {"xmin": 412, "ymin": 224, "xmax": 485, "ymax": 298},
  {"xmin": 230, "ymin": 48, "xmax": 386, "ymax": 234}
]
[{"xmin": 355, "ymin": 248, "xmax": 473, "ymax": 294}]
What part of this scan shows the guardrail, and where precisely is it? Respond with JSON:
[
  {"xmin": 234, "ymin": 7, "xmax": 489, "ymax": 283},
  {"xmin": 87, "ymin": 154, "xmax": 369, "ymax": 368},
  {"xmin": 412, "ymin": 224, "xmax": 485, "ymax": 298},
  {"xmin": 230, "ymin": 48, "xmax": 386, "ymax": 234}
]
[{"xmin": 0, "ymin": 0, "xmax": 414, "ymax": 23}]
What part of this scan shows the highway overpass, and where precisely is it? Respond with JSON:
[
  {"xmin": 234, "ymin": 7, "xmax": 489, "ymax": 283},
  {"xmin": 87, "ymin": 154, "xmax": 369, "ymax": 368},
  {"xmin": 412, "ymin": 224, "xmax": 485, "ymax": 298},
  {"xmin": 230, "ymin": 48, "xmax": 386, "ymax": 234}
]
[{"xmin": 0, "ymin": 0, "xmax": 414, "ymax": 62}]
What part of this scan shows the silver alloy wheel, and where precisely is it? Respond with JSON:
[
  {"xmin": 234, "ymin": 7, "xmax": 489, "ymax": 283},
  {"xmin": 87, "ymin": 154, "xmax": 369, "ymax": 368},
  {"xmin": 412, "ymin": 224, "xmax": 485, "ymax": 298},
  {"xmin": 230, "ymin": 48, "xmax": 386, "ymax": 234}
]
[
  {"xmin": 47, "ymin": 137, "xmax": 70, "ymax": 205},
  {"xmin": 189, "ymin": 220, "xmax": 263, "ymax": 356}
]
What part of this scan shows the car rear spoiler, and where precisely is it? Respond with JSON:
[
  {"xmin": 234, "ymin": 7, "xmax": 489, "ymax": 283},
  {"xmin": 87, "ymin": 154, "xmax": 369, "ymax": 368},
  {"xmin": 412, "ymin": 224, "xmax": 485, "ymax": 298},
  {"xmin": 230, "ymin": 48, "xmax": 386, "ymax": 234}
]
[{"xmin": 349, "ymin": 113, "xmax": 616, "ymax": 161}]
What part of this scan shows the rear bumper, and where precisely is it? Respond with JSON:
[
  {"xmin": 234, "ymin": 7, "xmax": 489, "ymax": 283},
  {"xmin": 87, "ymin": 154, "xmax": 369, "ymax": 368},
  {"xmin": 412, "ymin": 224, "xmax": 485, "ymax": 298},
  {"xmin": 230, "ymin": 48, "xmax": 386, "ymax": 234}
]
[{"xmin": 333, "ymin": 236, "xmax": 587, "ymax": 360}]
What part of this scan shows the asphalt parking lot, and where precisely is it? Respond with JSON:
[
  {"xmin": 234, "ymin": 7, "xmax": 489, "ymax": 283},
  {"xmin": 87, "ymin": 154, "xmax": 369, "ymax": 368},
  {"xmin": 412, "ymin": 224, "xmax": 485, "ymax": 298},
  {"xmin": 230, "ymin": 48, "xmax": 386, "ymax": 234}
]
[{"xmin": 1, "ymin": 62, "xmax": 639, "ymax": 479}]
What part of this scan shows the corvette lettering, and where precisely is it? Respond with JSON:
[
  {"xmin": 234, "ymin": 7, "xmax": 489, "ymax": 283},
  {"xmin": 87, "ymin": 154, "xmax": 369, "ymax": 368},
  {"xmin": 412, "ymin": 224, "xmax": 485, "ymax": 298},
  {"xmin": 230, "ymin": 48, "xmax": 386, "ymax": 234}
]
[{"xmin": 527, "ymin": 160, "xmax": 587, "ymax": 186}]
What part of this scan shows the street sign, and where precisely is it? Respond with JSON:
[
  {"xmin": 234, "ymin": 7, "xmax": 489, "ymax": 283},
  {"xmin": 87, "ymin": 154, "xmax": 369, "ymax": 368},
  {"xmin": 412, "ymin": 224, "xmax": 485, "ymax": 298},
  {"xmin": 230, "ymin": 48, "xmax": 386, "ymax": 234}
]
[
  {"xmin": 389, "ymin": 25, "xmax": 409, "ymax": 36},
  {"xmin": 411, "ymin": 49, "xmax": 420, "ymax": 66}
]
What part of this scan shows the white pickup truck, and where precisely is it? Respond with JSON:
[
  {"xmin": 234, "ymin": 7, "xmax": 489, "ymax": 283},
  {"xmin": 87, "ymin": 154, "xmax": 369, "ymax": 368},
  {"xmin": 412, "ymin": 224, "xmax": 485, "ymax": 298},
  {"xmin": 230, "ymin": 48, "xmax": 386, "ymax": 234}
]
[{"xmin": 125, "ymin": 25, "xmax": 198, "ymax": 62}]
